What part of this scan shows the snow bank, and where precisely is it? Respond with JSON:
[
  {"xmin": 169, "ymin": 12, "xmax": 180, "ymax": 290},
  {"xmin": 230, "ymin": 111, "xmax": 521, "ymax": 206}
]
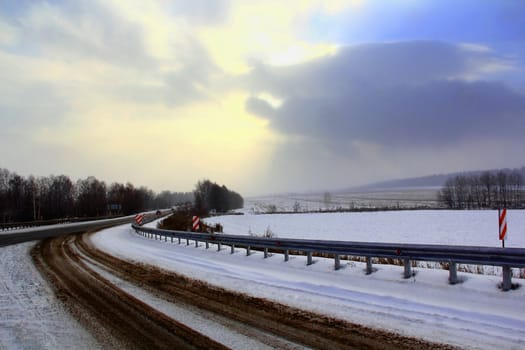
[{"xmin": 93, "ymin": 223, "xmax": 525, "ymax": 350}]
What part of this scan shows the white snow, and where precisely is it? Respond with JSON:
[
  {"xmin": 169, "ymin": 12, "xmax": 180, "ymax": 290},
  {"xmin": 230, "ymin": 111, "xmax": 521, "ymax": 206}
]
[
  {"xmin": 77, "ymin": 246, "xmax": 281, "ymax": 350},
  {"xmin": 2, "ymin": 210, "xmax": 524, "ymax": 349},
  {"xmin": 92, "ymin": 215, "xmax": 525, "ymax": 350},
  {"xmin": 0, "ymin": 242, "xmax": 100, "ymax": 349},
  {"xmin": 204, "ymin": 210, "xmax": 525, "ymax": 277},
  {"xmin": 204, "ymin": 210, "xmax": 525, "ymax": 247}
]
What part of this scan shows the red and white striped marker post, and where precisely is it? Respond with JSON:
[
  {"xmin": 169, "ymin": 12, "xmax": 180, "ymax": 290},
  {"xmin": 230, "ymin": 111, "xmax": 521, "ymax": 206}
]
[
  {"xmin": 192, "ymin": 216, "xmax": 200, "ymax": 231},
  {"xmin": 499, "ymin": 208, "xmax": 508, "ymax": 248},
  {"xmin": 135, "ymin": 213, "xmax": 145, "ymax": 226}
]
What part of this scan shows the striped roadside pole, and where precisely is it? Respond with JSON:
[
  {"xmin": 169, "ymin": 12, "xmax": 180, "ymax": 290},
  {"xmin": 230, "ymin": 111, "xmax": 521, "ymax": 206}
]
[
  {"xmin": 192, "ymin": 216, "xmax": 200, "ymax": 231},
  {"xmin": 135, "ymin": 213, "xmax": 145, "ymax": 226},
  {"xmin": 499, "ymin": 208, "xmax": 508, "ymax": 248},
  {"xmin": 498, "ymin": 207, "xmax": 512, "ymax": 290}
]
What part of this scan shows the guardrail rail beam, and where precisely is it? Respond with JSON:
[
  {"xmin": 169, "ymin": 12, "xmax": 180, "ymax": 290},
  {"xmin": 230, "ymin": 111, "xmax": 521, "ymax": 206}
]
[{"xmin": 130, "ymin": 224, "xmax": 525, "ymax": 292}]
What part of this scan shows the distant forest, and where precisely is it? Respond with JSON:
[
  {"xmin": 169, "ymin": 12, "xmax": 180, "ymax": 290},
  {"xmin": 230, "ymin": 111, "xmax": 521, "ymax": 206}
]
[
  {"xmin": 438, "ymin": 168, "xmax": 524, "ymax": 209},
  {"xmin": 361, "ymin": 166, "xmax": 525, "ymax": 190},
  {"xmin": 0, "ymin": 168, "xmax": 193, "ymax": 223}
]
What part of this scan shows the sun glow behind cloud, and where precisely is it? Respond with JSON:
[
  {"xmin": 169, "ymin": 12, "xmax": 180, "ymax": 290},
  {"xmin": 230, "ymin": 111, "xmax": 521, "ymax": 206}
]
[
  {"xmin": 197, "ymin": 0, "xmax": 348, "ymax": 73},
  {"xmin": 0, "ymin": 0, "xmax": 357, "ymax": 194},
  {"xmin": 1, "ymin": 0, "xmax": 524, "ymax": 195}
]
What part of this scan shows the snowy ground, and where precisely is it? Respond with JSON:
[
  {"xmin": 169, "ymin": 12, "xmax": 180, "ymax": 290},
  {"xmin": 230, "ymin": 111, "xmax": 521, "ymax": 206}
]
[
  {"xmin": 0, "ymin": 242, "xmax": 99, "ymax": 349},
  {"xmin": 1, "ymin": 210, "xmax": 524, "ymax": 349},
  {"xmin": 244, "ymin": 189, "xmax": 442, "ymax": 212},
  {"xmin": 204, "ymin": 210, "xmax": 525, "ymax": 247},
  {"xmin": 92, "ymin": 221, "xmax": 525, "ymax": 350},
  {"xmin": 203, "ymin": 210, "xmax": 525, "ymax": 277}
]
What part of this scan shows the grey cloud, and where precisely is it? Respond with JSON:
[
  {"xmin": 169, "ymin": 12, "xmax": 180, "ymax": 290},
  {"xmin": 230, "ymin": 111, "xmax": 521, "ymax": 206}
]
[
  {"xmin": 168, "ymin": 0, "xmax": 230, "ymax": 24},
  {"xmin": 18, "ymin": 1, "xmax": 155, "ymax": 69},
  {"xmin": 162, "ymin": 40, "xmax": 221, "ymax": 105},
  {"xmin": 115, "ymin": 39, "xmax": 222, "ymax": 107},
  {"xmin": 245, "ymin": 97, "xmax": 276, "ymax": 118},
  {"xmin": 248, "ymin": 41, "xmax": 470, "ymax": 98},
  {"xmin": 0, "ymin": 77, "xmax": 70, "ymax": 129},
  {"xmin": 246, "ymin": 41, "xmax": 525, "ymax": 151},
  {"xmin": 5, "ymin": 1, "xmax": 225, "ymax": 108}
]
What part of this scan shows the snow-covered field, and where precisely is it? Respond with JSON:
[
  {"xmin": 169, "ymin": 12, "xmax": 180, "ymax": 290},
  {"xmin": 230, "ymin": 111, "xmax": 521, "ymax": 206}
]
[
  {"xmin": 204, "ymin": 210, "xmax": 525, "ymax": 277},
  {"xmin": 245, "ymin": 188, "xmax": 442, "ymax": 212},
  {"xmin": 205, "ymin": 210, "xmax": 525, "ymax": 247}
]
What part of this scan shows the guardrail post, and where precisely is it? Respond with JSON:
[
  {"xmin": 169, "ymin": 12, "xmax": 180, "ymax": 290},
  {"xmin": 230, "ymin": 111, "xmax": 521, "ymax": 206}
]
[
  {"xmin": 307, "ymin": 252, "xmax": 313, "ymax": 265},
  {"xmin": 230, "ymin": 245, "xmax": 235, "ymax": 254},
  {"xmin": 206, "ymin": 241, "xmax": 209, "ymax": 249},
  {"xmin": 264, "ymin": 248, "xmax": 268, "ymax": 258},
  {"xmin": 178, "ymin": 237, "xmax": 181, "ymax": 244},
  {"xmin": 366, "ymin": 257, "xmax": 373, "ymax": 275},
  {"xmin": 195, "ymin": 240, "xmax": 199, "ymax": 248},
  {"xmin": 186, "ymin": 238, "xmax": 189, "ymax": 246},
  {"xmin": 448, "ymin": 262, "xmax": 458, "ymax": 284},
  {"xmin": 217, "ymin": 243, "xmax": 221, "ymax": 251},
  {"xmin": 403, "ymin": 258, "xmax": 411, "ymax": 278},
  {"xmin": 284, "ymin": 250, "xmax": 289, "ymax": 262},
  {"xmin": 246, "ymin": 246, "xmax": 251, "ymax": 256},
  {"xmin": 502, "ymin": 266, "xmax": 512, "ymax": 291},
  {"xmin": 334, "ymin": 254, "xmax": 340, "ymax": 270},
  {"xmin": 165, "ymin": 235, "xmax": 167, "ymax": 242}
]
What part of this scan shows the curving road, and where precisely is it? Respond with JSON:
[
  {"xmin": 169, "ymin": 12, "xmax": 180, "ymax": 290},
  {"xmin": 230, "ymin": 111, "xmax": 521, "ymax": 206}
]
[{"xmin": 31, "ymin": 230, "xmax": 456, "ymax": 349}]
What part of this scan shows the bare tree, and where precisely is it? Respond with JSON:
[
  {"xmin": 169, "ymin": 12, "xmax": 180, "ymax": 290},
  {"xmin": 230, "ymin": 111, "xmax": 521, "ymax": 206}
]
[
  {"xmin": 439, "ymin": 169, "xmax": 523, "ymax": 209},
  {"xmin": 75, "ymin": 177, "xmax": 107, "ymax": 217},
  {"xmin": 0, "ymin": 168, "xmax": 9, "ymax": 222},
  {"xmin": 438, "ymin": 179, "xmax": 455, "ymax": 208},
  {"xmin": 323, "ymin": 192, "xmax": 332, "ymax": 209},
  {"xmin": 479, "ymin": 171, "xmax": 495, "ymax": 208},
  {"xmin": 496, "ymin": 171, "xmax": 509, "ymax": 208}
]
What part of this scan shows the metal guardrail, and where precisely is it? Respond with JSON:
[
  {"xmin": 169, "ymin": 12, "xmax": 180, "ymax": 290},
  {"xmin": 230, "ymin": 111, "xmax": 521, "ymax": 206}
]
[
  {"xmin": 0, "ymin": 216, "xmax": 136, "ymax": 247},
  {"xmin": 132, "ymin": 224, "xmax": 525, "ymax": 291},
  {"xmin": 0, "ymin": 215, "xmax": 126, "ymax": 231},
  {"xmin": 0, "ymin": 210, "xmax": 171, "ymax": 247}
]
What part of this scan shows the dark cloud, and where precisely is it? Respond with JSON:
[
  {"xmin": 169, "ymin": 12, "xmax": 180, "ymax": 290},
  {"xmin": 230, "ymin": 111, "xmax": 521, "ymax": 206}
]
[
  {"xmin": 248, "ymin": 42, "xmax": 469, "ymax": 97},
  {"xmin": 246, "ymin": 41, "xmax": 525, "ymax": 151}
]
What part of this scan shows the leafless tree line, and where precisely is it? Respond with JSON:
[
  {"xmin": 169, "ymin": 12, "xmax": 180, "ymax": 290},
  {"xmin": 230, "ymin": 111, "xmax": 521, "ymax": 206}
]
[
  {"xmin": 438, "ymin": 169, "xmax": 524, "ymax": 209},
  {"xmin": 0, "ymin": 168, "xmax": 193, "ymax": 223},
  {"xmin": 193, "ymin": 179, "xmax": 244, "ymax": 215}
]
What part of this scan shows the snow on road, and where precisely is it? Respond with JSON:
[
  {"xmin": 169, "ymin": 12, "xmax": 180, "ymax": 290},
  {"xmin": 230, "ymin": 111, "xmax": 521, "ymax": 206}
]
[
  {"xmin": 93, "ymin": 219, "xmax": 525, "ymax": 350},
  {"xmin": 1, "ymin": 210, "xmax": 524, "ymax": 349},
  {"xmin": 0, "ymin": 242, "xmax": 99, "ymax": 349}
]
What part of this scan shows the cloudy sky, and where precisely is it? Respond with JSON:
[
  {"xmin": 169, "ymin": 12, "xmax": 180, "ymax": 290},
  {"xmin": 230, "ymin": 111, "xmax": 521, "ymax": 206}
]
[{"xmin": 1, "ymin": 1, "xmax": 524, "ymax": 195}]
